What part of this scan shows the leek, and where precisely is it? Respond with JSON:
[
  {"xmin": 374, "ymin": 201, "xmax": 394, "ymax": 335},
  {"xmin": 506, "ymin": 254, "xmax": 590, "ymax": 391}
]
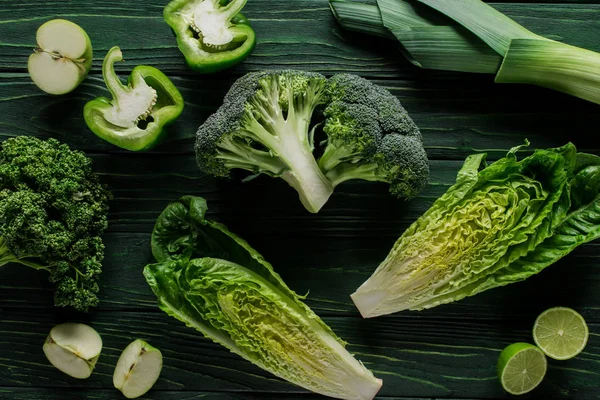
[
  {"xmin": 329, "ymin": 0, "xmax": 391, "ymax": 38},
  {"xmin": 329, "ymin": 0, "xmax": 600, "ymax": 105},
  {"xmin": 496, "ymin": 39, "xmax": 600, "ymax": 105}
]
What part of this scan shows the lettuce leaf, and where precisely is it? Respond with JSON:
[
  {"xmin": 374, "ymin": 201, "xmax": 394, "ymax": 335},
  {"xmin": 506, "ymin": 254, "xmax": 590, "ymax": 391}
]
[
  {"xmin": 483, "ymin": 153, "xmax": 600, "ymax": 288},
  {"xmin": 352, "ymin": 143, "xmax": 583, "ymax": 317},
  {"xmin": 145, "ymin": 197, "xmax": 382, "ymax": 399}
]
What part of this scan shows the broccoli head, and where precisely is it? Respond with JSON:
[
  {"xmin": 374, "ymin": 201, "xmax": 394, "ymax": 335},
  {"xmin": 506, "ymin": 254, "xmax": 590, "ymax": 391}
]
[
  {"xmin": 195, "ymin": 70, "xmax": 333, "ymax": 213},
  {"xmin": 320, "ymin": 73, "xmax": 429, "ymax": 199},
  {"xmin": 195, "ymin": 70, "xmax": 429, "ymax": 212},
  {"xmin": 0, "ymin": 136, "xmax": 112, "ymax": 311}
]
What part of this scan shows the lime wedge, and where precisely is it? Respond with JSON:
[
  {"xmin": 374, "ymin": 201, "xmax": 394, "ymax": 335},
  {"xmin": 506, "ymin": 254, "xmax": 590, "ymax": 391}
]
[
  {"xmin": 497, "ymin": 342, "xmax": 547, "ymax": 395},
  {"xmin": 533, "ymin": 307, "xmax": 589, "ymax": 360}
]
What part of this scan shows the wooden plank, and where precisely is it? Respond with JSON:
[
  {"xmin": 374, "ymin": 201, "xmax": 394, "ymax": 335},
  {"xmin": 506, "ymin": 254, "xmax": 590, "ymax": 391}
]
[
  {"xmin": 1, "ymin": 1, "xmax": 600, "ymax": 399},
  {"xmin": 1, "ymin": 73, "xmax": 599, "ymax": 161},
  {"xmin": 1, "ymin": 229, "xmax": 599, "ymax": 320},
  {"xmin": 0, "ymin": 2, "xmax": 599, "ymax": 76},
  {"xmin": 0, "ymin": 154, "xmax": 598, "ymax": 319},
  {"xmin": 0, "ymin": 310, "xmax": 598, "ymax": 398},
  {"xmin": 0, "ymin": 388, "xmax": 437, "ymax": 400}
]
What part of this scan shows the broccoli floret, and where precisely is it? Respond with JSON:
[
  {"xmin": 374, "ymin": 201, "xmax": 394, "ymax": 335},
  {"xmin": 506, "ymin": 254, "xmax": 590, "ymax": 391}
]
[
  {"xmin": 0, "ymin": 136, "xmax": 112, "ymax": 311},
  {"xmin": 195, "ymin": 70, "xmax": 334, "ymax": 213},
  {"xmin": 319, "ymin": 101, "xmax": 382, "ymax": 171},
  {"xmin": 319, "ymin": 73, "xmax": 429, "ymax": 199},
  {"xmin": 195, "ymin": 70, "xmax": 429, "ymax": 212}
]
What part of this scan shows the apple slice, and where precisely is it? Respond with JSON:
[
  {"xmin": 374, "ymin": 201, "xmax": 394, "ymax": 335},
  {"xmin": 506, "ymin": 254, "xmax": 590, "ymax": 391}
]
[
  {"xmin": 42, "ymin": 323, "xmax": 103, "ymax": 379},
  {"xmin": 113, "ymin": 339, "xmax": 163, "ymax": 399},
  {"xmin": 28, "ymin": 19, "xmax": 93, "ymax": 95}
]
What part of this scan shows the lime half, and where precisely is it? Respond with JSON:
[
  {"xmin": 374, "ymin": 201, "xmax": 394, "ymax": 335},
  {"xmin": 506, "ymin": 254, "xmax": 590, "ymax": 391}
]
[
  {"xmin": 497, "ymin": 342, "xmax": 547, "ymax": 395},
  {"xmin": 533, "ymin": 307, "xmax": 589, "ymax": 360}
]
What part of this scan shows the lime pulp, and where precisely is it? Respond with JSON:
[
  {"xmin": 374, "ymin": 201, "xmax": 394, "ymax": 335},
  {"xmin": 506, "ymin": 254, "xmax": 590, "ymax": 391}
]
[
  {"xmin": 533, "ymin": 307, "xmax": 589, "ymax": 360},
  {"xmin": 497, "ymin": 342, "xmax": 547, "ymax": 395}
]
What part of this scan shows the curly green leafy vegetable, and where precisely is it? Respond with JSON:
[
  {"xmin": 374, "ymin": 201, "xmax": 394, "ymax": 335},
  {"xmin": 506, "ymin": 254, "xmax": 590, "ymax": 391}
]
[
  {"xmin": 144, "ymin": 196, "xmax": 383, "ymax": 399},
  {"xmin": 352, "ymin": 142, "xmax": 600, "ymax": 318},
  {"xmin": 0, "ymin": 137, "xmax": 112, "ymax": 311}
]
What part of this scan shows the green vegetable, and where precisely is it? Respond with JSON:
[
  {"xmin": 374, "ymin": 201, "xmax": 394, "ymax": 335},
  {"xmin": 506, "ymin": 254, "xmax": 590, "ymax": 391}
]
[
  {"xmin": 321, "ymin": 74, "xmax": 429, "ymax": 199},
  {"xmin": 83, "ymin": 46, "xmax": 184, "ymax": 151},
  {"xmin": 144, "ymin": 196, "xmax": 383, "ymax": 399},
  {"xmin": 351, "ymin": 142, "xmax": 600, "ymax": 318},
  {"xmin": 329, "ymin": 0, "xmax": 600, "ymax": 104},
  {"xmin": 195, "ymin": 70, "xmax": 429, "ymax": 213},
  {"xmin": 329, "ymin": 0, "xmax": 502, "ymax": 73},
  {"xmin": 164, "ymin": 0, "xmax": 256, "ymax": 73},
  {"xmin": 0, "ymin": 137, "xmax": 112, "ymax": 311}
]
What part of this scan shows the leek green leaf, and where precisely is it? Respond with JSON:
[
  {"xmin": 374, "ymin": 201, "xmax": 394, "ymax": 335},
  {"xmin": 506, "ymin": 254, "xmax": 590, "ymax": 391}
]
[
  {"xmin": 416, "ymin": 0, "xmax": 543, "ymax": 56},
  {"xmin": 377, "ymin": 0, "xmax": 501, "ymax": 72},
  {"xmin": 392, "ymin": 26, "xmax": 501, "ymax": 73},
  {"xmin": 329, "ymin": 0, "xmax": 392, "ymax": 38},
  {"xmin": 376, "ymin": 0, "xmax": 444, "ymax": 30}
]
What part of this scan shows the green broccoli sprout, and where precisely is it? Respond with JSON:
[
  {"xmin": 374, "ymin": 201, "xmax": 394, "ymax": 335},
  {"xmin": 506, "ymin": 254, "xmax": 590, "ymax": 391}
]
[
  {"xmin": 0, "ymin": 136, "xmax": 112, "ymax": 311},
  {"xmin": 195, "ymin": 70, "xmax": 429, "ymax": 212}
]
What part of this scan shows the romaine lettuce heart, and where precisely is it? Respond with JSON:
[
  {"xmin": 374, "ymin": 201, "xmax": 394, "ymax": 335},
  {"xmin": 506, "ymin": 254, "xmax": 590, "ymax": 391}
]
[
  {"xmin": 352, "ymin": 143, "xmax": 578, "ymax": 317},
  {"xmin": 145, "ymin": 196, "xmax": 382, "ymax": 399}
]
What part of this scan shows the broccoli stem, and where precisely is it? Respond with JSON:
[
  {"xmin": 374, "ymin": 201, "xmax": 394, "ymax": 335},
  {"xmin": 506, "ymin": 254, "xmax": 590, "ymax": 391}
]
[
  {"xmin": 324, "ymin": 162, "xmax": 384, "ymax": 188},
  {"xmin": 269, "ymin": 116, "xmax": 333, "ymax": 213},
  {"xmin": 237, "ymin": 78, "xmax": 333, "ymax": 213},
  {"xmin": 318, "ymin": 142, "xmax": 357, "ymax": 173},
  {"xmin": 280, "ymin": 149, "xmax": 333, "ymax": 213}
]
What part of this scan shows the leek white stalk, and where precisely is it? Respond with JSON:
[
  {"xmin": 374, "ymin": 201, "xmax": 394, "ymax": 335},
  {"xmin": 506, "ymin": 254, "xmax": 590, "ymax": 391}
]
[{"xmin": 496, "ymin": 39, "xmax": 600, "ymax": 104}]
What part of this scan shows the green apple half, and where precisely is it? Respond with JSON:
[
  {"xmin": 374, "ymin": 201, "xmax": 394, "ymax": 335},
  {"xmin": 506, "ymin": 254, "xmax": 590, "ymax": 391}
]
[
  {"xmin": 42, "ymin": 323, "xmax": 103, "ymax": 379},
  {"xmin": 28, "ymin": 19, "xmax": 93, "ymax": 95},
  {"xmin": 113, "ymin": 339, "xmax": 163, "ymax": 399}
]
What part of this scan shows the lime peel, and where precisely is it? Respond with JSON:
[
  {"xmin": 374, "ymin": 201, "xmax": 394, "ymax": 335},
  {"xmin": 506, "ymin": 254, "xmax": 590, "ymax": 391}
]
[
  {"xmin": 497, "ymin": 342, "xmax": 547, "ymax": 395},
  {"xmin": 533, "ymin": 307, "xmax": 589, "ymax": 360}
]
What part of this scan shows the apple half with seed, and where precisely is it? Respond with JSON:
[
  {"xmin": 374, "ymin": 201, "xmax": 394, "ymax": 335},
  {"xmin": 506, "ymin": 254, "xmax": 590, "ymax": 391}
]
[
  {"xmin": 28, "ymin": 19, "xmax": 93, "ymax": 95},
  {"xmin": 42, "ymin": 323, "xmax": 103, "ymax": 379},
  {"xmin": 113, "ymin": 339, "xmax": 163, "ymax": 398}
]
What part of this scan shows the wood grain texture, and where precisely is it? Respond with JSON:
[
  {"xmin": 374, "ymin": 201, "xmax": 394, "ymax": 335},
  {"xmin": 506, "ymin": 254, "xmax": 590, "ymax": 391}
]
[
  {"xmin": 1, "ymin": 73, "xmax": 600, "ymax": 161},
  {"xmin": 0, "ymin": 311, "xmax": 598, "ymax": 399},
  {"xmin": 0, "ymin": 1, "xmax": 599, "ymax": 76},
  {"xmin": 1, "ymin": 0, "xmax": 600, "ymax": 399},
  {"xmin": 0, "ymin": 388, "xmax": 438, "ymax": 400}
]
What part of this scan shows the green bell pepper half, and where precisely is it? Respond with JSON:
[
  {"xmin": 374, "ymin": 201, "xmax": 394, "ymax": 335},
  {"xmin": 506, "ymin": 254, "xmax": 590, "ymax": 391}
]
[
  {"xmin": 83, "ymin": 46, "xmax": 184, "ymax": 151},
  {"xmin": 164, "ymin": 0, "xmax": 256, "ymax": 73}
]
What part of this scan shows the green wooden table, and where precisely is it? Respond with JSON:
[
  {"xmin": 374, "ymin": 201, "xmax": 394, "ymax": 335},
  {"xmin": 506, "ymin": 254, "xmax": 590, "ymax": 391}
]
[{"xmin": 1, "ymin": 1, "xmax": 599, "ymax": 399}]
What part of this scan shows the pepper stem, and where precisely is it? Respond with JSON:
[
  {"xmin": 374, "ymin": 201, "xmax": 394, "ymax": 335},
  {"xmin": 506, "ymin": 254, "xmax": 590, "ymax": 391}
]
[
  {"xmin": 221, "ymin": 0, "xmax": 247, "ymax": 20},
  {"xmin": 102, "ymin": 46, "xmax": 131, "ymax": 100},
  {"xmin": 99, "ymin": 46, "xmax": 158, "ymax": 129}
]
